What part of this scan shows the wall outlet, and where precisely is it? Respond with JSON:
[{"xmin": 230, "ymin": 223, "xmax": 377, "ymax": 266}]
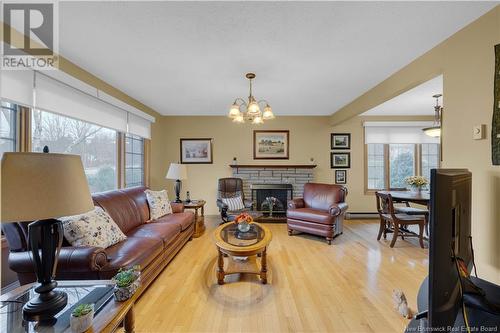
[{"xmin": 473, "ymin": 124, "xmax": 486, "ymax": 140}]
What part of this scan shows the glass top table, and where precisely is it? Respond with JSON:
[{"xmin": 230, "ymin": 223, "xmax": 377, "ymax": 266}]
[
  {"xmin": 1, "ymin": 282, "xmax": 114, "ymax": 333},
  {"xmin": 213, "ymin": 222, "xmax": 272, "ymax": 285}
]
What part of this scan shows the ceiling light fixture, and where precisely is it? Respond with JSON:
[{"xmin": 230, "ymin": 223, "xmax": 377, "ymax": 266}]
[
  {"xmin": 228, "ymin": 73, "xmax": 274, "ymax": 124},
  {"xmin": 423, "ymin": 94, "xmax": 443, "ymax": 137}
]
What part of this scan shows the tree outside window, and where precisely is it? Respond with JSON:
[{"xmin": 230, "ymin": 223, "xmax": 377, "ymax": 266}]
[{"xmin": 31, "ymin": 109, "xmax": 117, "ymax": 193}]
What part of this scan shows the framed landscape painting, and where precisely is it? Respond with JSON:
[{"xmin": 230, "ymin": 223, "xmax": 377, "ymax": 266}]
[
  {"xmin": 331, "ymin": 133, "xmax": 351, "ymax": 149},
  {"xmin": 253, "ymin": 130, "xmax": 289, "ymax": 159},
  {"xmin": 180, "ymin": 138, "xmax": 213, "ymax": 164},
  {"xmin": 331, "ymin": 152, "xmax": 350, "ymax": 168}
]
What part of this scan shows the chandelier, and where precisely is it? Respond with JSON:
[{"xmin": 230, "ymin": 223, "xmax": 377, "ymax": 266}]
[
  {"xmin": 228, "ymin": 73, "xmax": 274, "ymax": 124},
  {"xmin": 422, "ymin": 94, "xmax": 443, "ymax": 137}
]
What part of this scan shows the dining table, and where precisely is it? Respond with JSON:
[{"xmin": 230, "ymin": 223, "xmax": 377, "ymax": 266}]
[{"xmin": 377, "ymin": 190, "xmax": 430, "ymax": 207}]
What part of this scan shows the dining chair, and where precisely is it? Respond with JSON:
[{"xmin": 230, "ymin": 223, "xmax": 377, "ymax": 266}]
[
  {"xmin": 394, "ymin": 201, "xmax": 430, "ymax": 236},
  {"xmin": 375, "ymin": 192, "xmax": 426, "ymax": 248}
]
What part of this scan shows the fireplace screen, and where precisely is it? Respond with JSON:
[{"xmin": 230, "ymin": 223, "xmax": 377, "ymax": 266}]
[{"xmin": 251, "ymin": 184, "xmax": 293, "ymax": 216}]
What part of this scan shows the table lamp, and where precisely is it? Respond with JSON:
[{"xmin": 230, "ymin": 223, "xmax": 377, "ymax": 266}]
[
  {"xmin": 1, "ymin": 152, "xmax": 94, "ymax": 321},
  {"xmin": 166, "ymin": 163, "xmax": 188, "ymax": 203}
]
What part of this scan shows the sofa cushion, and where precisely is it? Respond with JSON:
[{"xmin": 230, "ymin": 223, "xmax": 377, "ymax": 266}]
[
  {"xmin": 102, "ymin": 236, "xmax": 163, "ymax": 273},
  {"xmin": 287, "ymin": 208, "xmax": 333, "ymax": 225},
  {"xmin": 155, "ymin": 211, "xmax": 194, "ymax": 231},
  {"xmin": 61, "ymin": 207, "xmax": 127, "ymax": 248},
  {"xmin": 127, "ymin": 222, "xmax": 180, "ymax": 247},
  {"xmin": 121, "ymin": 186, "xmax": 151, "ymax": 223},
  {"xmin": 145, "ymin": 189, "xmax": 173, "ymax": 220}
]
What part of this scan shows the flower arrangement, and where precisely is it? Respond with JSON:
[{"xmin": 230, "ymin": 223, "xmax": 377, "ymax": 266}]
[
  {"xmin": 405, "ymin": 176, "xmax": 429, "ymax": 189},
  {"xmin": 234, "ymin": 212, "xmax": 253, "ymax": 224},
  {"xmin": 112, "ymin": 265, "xmax": 141, "ymax": 301}
]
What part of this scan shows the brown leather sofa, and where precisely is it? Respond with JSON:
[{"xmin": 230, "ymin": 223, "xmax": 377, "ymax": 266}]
[
  {"xmin": 287, "ymin": 183, "xmax": 348, "ymax": 244},
  {"xmin": 3, "ymin": 186, "xmax": 195, "ymax": 287}
]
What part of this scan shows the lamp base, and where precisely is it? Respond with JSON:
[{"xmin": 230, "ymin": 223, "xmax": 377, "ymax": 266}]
[
  {"xmin": 23, "ymin": 219, "xmax": 67, "ymax": 322},
  {"xmin": 174, "ymin": 179, "xmax": 182, "ymax": 203},
  {"xmin": 23, "ymin": 289, "xmax": 68, "ymax": 321}
]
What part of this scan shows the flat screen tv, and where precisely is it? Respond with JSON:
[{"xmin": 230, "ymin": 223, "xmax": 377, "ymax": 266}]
[{"xmin": 428, "ymin": 168, "xmax": 472, "ymax": 328}]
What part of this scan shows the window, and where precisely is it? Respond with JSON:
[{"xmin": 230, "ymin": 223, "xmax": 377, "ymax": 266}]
[
  {"xmin": 421, "ymin": 143, "xmax": 440, "ymax": 180},
  {"xmin": 0, "ymin": 102, "xmax": 17, "ymax": 158},
  {"xmin": 31, "ymin": 109, "xmax": 117, "ymax": 193},
  {"xmin": 124, "ymin": 134, "xmax": 144, "ymax": 188},
  {"xmin": 389, "ymin": 144, "xmax": 415, "ymax": 189},
  {"xmin": 367, "ymin": 143, "xmax": 385, "ymax": 190},
  {"xmin": 366, "ymin": 143, "xmax": 439, "ymax": 191}
]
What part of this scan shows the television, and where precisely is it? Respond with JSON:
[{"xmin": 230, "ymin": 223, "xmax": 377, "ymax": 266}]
[{"xmin": 428, "ymin": 168, "xmax": 472, "ymax": 328}]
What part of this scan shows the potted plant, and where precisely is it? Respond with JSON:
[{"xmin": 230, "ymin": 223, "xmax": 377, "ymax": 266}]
[
  {"xmin": 112, "ymin": 265, "xmax": 141, "ymax": 301},
  {"xmin": 70, "ymin": 303, "xmax": 94, "ymax": 333},
  {"xmin": 405, "ymin": 175, "xmax": 429, "ymax": 192}
]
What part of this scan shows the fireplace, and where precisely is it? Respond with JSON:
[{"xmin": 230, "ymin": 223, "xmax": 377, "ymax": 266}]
[{"xmin": 251, "ymin": 184, "xmax": 293, "ymax": 221}]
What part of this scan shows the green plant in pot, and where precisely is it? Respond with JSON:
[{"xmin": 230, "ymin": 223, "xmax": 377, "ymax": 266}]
[
  {"xmin": 112, "ymin": 265, "xmax": 141, "ymax": 301},
  {"xmin": 70, "ymin": 303, "xmax": 94, "ymax": 333}
]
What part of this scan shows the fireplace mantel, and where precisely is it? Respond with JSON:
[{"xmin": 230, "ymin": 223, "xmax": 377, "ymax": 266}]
[{"xmin": 229, "ymin": 164, "xmax": 317, "ymax": 169}]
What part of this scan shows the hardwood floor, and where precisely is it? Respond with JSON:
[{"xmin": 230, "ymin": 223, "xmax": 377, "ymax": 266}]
[{"xmin": 133, "ymin": 217, "xmax": 428, "ymax": 332}]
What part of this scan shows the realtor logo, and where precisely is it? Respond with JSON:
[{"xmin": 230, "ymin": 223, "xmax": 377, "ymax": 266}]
[{"xmin": 1, "ymin": 1, "xmax": 59, "ymax": 70}]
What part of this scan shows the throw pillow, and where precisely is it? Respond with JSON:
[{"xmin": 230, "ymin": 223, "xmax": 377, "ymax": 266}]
[
  {"xmin": 61, "ymin": 207, "xmax": 127, "ymax": 248},
  {"xmin": 145, "ymin": 189, "xmax": 173, "ymax": 220},
  {"xmin": 222, "ymin": 196, "xmax": 245, "ymax": 211}
]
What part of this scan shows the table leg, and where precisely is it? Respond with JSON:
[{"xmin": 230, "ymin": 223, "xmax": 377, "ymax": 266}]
[
  {"xmin": 217, "ymin": 248, "xmax": 225, "ymax": 285},
  {"xmin": 124, "ymin": 304, "xmax": 135, "ymax": 333},
  {"xmin": 260, "ymin": 247, "xmax": 267, "ymax": 284}
]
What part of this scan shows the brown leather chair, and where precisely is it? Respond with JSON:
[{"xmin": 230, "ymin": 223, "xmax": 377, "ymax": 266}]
[
  {"xmin": 216, "ymin": 178, "xmax": 253, "ymax": 223},
  {"xmin": 287, "ymin": 183, "xmax": 348, "ymax": 245}
]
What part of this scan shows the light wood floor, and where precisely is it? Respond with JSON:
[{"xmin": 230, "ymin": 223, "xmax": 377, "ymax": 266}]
[{"xmin": 133, "ymin": 217, "xmax": 428, "ymax": 333}]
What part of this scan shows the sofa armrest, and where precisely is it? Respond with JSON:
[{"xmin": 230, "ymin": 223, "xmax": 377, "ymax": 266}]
[
  {"xmin": 288, "ymin": 198, "xmax": 305, "ymax": 209},
  {"xmin": 9, "ymin": 246, "xmax": 108, "ymax": 273},
  {"xmin": 171, "ymin": 202, "xmax": 185, "ymax": 213},
  {"xmin": 329, "ymin": 202, "xmax": 349, "ymax": 216}
]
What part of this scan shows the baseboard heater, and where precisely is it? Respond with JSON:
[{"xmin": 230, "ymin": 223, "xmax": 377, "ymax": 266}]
[{"xmin": 346, "ymin": 212, "xmax": 379, "ymax": 219}]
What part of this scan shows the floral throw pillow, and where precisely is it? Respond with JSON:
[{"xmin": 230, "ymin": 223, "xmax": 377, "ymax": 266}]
[
  {"xmin": 61, "ymin": 207, "xmax": 127, "ymax": 248},
  {"xmin": 145, "ymin": 189, "xmax": 173, "ymax": 220}
]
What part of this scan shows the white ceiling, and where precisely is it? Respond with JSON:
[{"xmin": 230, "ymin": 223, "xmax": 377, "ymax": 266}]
[
  {"xmin": 362, "ymin": 75, "xmax": 443, "ymax": 116},
  {"xmin": 58, "ymin": 1, "xmax": 497, "ymax": 116}
]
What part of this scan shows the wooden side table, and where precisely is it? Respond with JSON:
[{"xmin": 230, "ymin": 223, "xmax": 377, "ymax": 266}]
[{"xmin": 182, "ymin": 200, "xmax": 206, "ymax": 238}]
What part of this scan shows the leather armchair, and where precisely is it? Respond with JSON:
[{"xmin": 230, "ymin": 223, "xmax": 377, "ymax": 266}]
[
  {"xmin": 216, "ymin": 178, "xmax": 253, "ymax": 223},
  {"xmin": 286, "ymin": 183, "xmax": 348, "ymax": 245}
]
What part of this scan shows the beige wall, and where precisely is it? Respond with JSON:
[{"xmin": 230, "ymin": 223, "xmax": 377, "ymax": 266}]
[
  {"xmin": 329, "ymin": 6, "xmax": 500, "ymax": 283},
  {"xmin": 149, "ymin": 115, "xmax": 434, "ymax": 216}
]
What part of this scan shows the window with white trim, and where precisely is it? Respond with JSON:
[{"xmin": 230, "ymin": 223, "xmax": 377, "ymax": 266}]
[
  {"xmin": 124, "ymin": 134, "xmax": 144, "ymax": 188},
  {"xmin": 0, "ymin": 101, "xmax": 17, "ymax": 158}
]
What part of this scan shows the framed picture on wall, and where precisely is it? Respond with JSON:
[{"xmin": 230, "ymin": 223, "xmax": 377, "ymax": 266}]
[
  {"xmin": 331, "ymin": 133, "xmax": 351, "ymax": 149},
  {"xmin": 335, "ymin": 170, "xmax": 347, "ymax": 184},
  {"xmin": 331, "ymin": 152, "xmax": 350, "ymax": 168},
  {"xmin": 180, "ymin": 138, "xmax": 213, "ymax": 164},
  {"xmin": 253, "ymin": 130, "xmax": 290, "ymax": 159}
]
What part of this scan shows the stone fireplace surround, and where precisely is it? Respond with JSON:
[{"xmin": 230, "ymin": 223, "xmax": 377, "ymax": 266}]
[{"xmin": 230, "ymin": 165, "xmax": 316, "ymax": 204}]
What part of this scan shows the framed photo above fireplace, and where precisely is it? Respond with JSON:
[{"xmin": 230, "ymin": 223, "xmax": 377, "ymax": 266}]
[
  {"xmin": 335, "ymin": 170, "xmax": 347, "ymax": 184},
  {"xmin": 253, "ymin": 130, "xmax": 289, "ymax": 160},
  {"xmin": 331, "ymin": 133, "xmax": 351, "ymax": 150},
  {"xmin": 331, "ymin": 152, "xmax": 350, "ymax": 169},
  {"xmin": 180, "ymin": 138, "xmax": 213, "ymax": 164}
]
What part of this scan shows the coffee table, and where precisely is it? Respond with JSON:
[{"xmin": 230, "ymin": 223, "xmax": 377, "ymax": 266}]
[{"xmin": 213, "ymin": 222, "xmax": 272, "ymax": 285}]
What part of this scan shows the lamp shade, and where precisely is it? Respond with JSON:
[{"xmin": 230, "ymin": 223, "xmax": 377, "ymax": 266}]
[
  {"xmin": 166, "ymin": 163, "xmax": 188, "ymax": 180},
  {"xmin": 1, "ymin": 152, "xmax": 94, "ymax": 223}
]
